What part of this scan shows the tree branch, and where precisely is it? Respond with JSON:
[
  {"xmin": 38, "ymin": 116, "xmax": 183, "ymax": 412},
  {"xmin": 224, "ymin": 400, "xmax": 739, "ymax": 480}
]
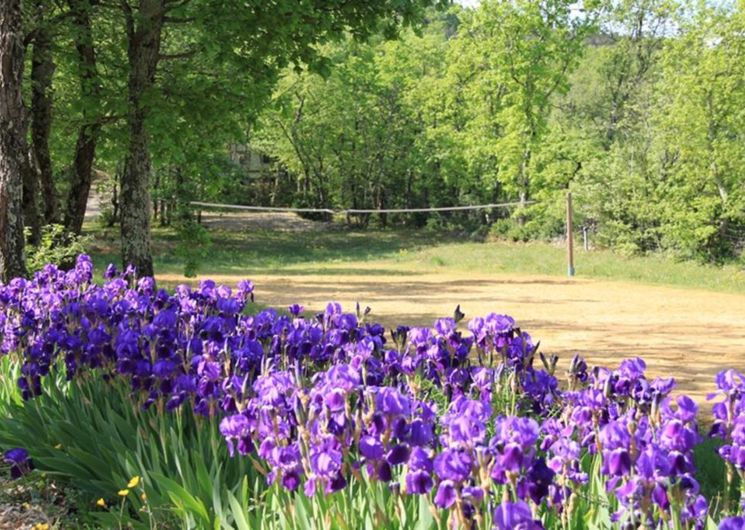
[
  {"xmin": 158, "ymin": 49, "xmax": 198, "ymax": 60},
  {"xmin": 163, "ymin": 0, "xmax": 191, "ymax": 11},
  {"xmin": 163, "ymin": 15, "xmax": 195, "ymax": 23},
  {"xmin": 23, "ymin": 8, "xmax": 74, "ymax": 46},
  {"xmin": 119, "ymin": 0, "xmax": 134, "ymax": 40}
]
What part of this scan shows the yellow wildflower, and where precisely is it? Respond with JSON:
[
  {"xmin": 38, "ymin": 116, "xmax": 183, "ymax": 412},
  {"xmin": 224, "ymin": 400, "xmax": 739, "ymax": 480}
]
[
  {"xmin": 127, "ymin": 475, "xmax": 141, "ymax": 488},
  {"xmin": 32, "ymin": 524, "xmax": 49, "ymax": 530},
  {"xmin": 118, "ymin": 489, "xmax": 130, "ymax": 497},
  {"xmin": 96, "ymin": 498, "xmax": 107, "ymax": 508}
]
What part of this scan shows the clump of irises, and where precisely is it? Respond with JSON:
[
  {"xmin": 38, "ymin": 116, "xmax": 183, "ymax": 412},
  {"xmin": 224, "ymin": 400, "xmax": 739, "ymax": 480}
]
[{"xmin": 0, "ymin": 255, "xmax": 742, "ymax": 529}]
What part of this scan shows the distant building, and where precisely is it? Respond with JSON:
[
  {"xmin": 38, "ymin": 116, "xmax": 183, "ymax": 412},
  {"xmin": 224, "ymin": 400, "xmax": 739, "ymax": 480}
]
[{"xmin": 228, "ymin": 143, "xmax": 273, "ymax": 180}]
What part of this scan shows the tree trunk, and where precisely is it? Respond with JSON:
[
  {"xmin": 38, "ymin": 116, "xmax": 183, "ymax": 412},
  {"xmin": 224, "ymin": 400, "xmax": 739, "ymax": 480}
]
[
  {"xmin": 66, "ymin": 129, "xmax": 98, "ymax": 233},
  {"xmin": 152, "ymin": 170, "xmax": 160, "ymax": 222},
  {"xmin": 30, "ymin": 14, "xmax": 57, "ymax": 223},
  {"xmin": 120, "ymin": 0, "xmax": 165, "ymax": 277},
  {"xmin": 22, "ymin": 146, "xmax": 41, "ymax": 245},
  {"xmin": 0, "ymin": 0, "xmax": 27, "ymax": 281},
  {"xmin": 109, "ymin": 173, "xmax": 119, "ymax": 227},
  {"xmin": 159, "ymin": 199, "xmax": 167, "ymax": 226},
  {"xmin": 377, "ymin": 185, "xmax": 387, "ymax": 228},
  {"xmin": 64, "ymin": 0, "xmax": 101, "ymax": 235},
  {"xmin": 517, "ymin": 143, "xmax": 532, "ymax": 226},
  {"xmin": 174, "ymin": 165, "xmax": 187, "ymax": 222}
]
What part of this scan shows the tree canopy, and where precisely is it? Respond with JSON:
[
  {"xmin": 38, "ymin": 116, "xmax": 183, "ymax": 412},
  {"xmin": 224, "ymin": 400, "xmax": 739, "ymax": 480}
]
[{"xmin": 1, "ymin": 0, "xmax": 743, "ymax": 277}]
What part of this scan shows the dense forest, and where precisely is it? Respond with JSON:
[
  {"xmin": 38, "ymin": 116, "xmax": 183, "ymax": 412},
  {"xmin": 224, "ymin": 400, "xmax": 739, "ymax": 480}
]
[
  {"xmin": 0, "ymin": 0, "xmax": 743, "ymax": 282},
  {"xmin": 253, "ymin": 1, "xmax": 745, "ymax": 263}
]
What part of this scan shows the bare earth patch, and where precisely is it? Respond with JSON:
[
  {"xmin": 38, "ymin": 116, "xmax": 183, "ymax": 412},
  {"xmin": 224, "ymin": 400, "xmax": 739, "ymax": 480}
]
[
  {"xmin": 158, "ymin": 266, "xmax": 745, "ymax": 409},
  {"xmin": 198, "ymin": 210, "xmax": 331, "ymax": 232},
  {"xmin": 0, "ymin": 477, "xmax": 70, "ymax": 528}
]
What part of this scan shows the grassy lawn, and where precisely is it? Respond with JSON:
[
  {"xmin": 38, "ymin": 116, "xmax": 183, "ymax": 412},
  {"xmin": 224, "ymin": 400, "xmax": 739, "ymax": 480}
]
[
  {"xmin": 85, "ymin": 224, "xmax": 745, "ymax": 293},
  {"xmin": 405, "ymin": 241, "xmax": 745, "ymax": 293}
]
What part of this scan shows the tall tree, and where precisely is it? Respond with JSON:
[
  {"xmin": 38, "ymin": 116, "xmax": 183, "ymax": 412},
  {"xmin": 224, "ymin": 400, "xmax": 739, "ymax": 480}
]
[
  {"xmin": 0, "ymin": 0, "xmax": 27, "ymax": 281},
  {"xmin": 64, "ymin": 0, "xmax": 103, "ymax": 235},
  {"xmin": 118, "ymin": 0, "xmax": 166, "ymax": 276},
  {"xmin": 114, "ymin": 0, "xmax": 442, "ymax": 276},
  {"xmin": 599, "ymin": 0, "xmax": 673, "ymax": 147},
  {"xmin": 652, "ymin": 3, "xmax": 745, "ymax": 260},
  {"xmin": 456, "ymin": 0, "xmax": 595, "ymax": 213},
  {"xmin": 21, "ymin": 125, "xmax": 41, "ymax": 245},
  {"xmin": 28, "ymin": 0, "xmax": 58, "ymax": 223},
  {"xmin": 254, "ymin": 14, "xmax": 471, "ymax": 223}
]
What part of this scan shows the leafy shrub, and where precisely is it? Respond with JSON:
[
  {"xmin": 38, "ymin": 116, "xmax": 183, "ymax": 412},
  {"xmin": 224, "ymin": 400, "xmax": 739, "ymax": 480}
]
[
  {"xmin": 174, "ymin": 219, "xmax": 212, "ymax": 277},
  {"xmin": 97, "ymin": 204, "xmax": 119, "ymax": 229},
  {"xmin": 24, "ymin": 224, "xmax": 89, "ymax": 275},
  {"xmin": 1, "ymin": 376, "xmax": 258, "ymax": 529}
]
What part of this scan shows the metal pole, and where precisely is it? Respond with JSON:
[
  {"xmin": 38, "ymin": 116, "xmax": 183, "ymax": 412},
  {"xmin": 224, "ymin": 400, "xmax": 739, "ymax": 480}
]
[{"xmin": 566, "ymin": 192, "xmax": 575, "ymax": 277}]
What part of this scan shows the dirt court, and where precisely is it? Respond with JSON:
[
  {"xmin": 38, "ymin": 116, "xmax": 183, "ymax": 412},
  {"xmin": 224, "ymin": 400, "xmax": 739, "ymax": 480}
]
[
  {"xmin": 78, "ymin": 192, "xmax": 745, "ymax": 409},
  {"xmin": 160, "ymin": 266, "xmax": 745, "ymax": 408},
  {"xmin": 146, "ymin": 210, "xmax": 745, "ymax": 409}
]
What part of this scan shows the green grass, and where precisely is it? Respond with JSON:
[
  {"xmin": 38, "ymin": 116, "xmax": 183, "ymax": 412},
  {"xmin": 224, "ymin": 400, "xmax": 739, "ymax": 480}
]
[
  {"xmin": 401, "ymin": 241, "xmax": 745, "ymax": 293},
  {"xmin": 85, "ymin": 224, "xmax": 745, "ymax": 293},
  {"xmin": 87, "ymin": 225, "xmax": 440, "ymax": 274}
]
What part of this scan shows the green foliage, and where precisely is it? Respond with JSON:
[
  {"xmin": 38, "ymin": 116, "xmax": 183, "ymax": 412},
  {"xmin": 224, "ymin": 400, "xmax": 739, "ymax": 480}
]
[
  {"xmin": 456, "ymin": 0, "xmax": 594, "ymax": 200},
  {"xmin": 175, "ymin": 219, "xmax": 212, "ymax": 278},
  {"xmin": 25, "ymin": 224, "xmax": 89, "ymax": 275},
  {"xmin": 247, "ymin": 0, "xmax": 745, "ymax": 264},
  {"xmin": 252, "ymin": 7, "xmax": 512, "ymax": 224},
  {"xmin": 0, "ymin": 363, "xmax": 452, "ymax": 529},
  {"xmin": 0, "ymin": 371, "xmax": 260, "ymax": 529},
  {"xmin": 695, "ymin": 436, "xmax": 730, "ymax": 518},
  {"xmin": 0, "ymin": 356, "xmax": 23, "ymax": 413},
  {"xmin": 21, "ymin": 0, "xmax": 745, "ymax": 265},
  {"xmin": 649, "ymin": 5, "xmax": 745, "ymax": 261}
]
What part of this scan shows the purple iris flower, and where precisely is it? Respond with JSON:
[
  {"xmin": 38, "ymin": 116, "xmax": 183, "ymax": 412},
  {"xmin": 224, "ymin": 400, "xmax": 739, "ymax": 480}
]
[
  {"xmin": 386, "ymin": 444, "xmax": 411, "ymax": 466},
  {"xmin": 409, "ymin": 418, "xmax": 434, "ymax": 447},
  {"xmin": 4, "ymin": 255, "xmax": 736, "ymax": 529},
  {"xmin": 525, "ymin": 457, "xmax": 555, "ymax": 504},
  {"xmin": 288, "ymin": 304, "xmax": 304, "ymax": 317},
  {"xmin": 324, "ymin": 388, "xmax": 347, "ymax": 412},
  {"xmin": 375, "ymin": 387, "xmax": 411, "ymax": 416},
  {"xmin": 720, "ymin": 517, "xmax": 745, "ymax": 530},
  {"xmin": 434, "ymin": 480, "xmax": 457, "ymax": 508},
  {"xmin": 104, "ymin": 263, "xmax": 118, "ymax": 279},
  {"xmin": 406, "ymin": 470, "xmax": 433, "ymax": 494},
  {"xmin": 485, "ymin": 313, "xmax": 515, "ymax": 334},
  {"xmin": 606, "ymin": 448, "xmax": 632, "ymax": 476},
  {"xmin": 4, "ymin": 448, "xmax": 32, "ymax": 479},
  {"xmin": 311, "ymin": 447, "xmax": 342, "ymax": 479},
  {"xmin": 219, "ymin": 414, "xmax": 252, "ymax": 456},
  {"xmin": 493, "ymin": 501, "xmax": 543, "ymax": 530},
  {"xmin": 359, "ymin": 436, "xmax": 384, "ymax": 460},
  {"xmin": 325, "ymin": 365, "xmax": 360, "ymax": 391},
  {"xmin": 434, "ymin": 318, "xmax": 456, "ymax": 337},
  {"xmin": 408, "ymin": 447, "xmax": 433, "ymax": 472},
  {"xmin": 433, "ymin": 449, "xmax": 472, "ymax": 482}
]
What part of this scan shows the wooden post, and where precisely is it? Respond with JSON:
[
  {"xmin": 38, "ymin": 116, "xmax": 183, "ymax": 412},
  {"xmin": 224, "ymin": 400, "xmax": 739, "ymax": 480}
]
[
  {"xmin": 583, "ymin": 225, "xmax": 589, "ymax": 251},
  {"xmin": 566, "ymin": 192, "xmax": 575, "ymax": 277}
]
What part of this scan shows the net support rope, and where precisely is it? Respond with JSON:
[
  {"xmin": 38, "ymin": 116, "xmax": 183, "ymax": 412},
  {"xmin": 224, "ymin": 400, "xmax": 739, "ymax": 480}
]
[{"xmin": 189, "ymin": 200, "xmax": 535, "ymax": 215}]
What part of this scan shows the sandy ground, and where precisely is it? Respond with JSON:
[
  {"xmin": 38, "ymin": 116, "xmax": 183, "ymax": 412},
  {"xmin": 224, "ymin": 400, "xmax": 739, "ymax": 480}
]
[{"xmin": 157, "ymin": 265, "xmax": 745, "ymax": 408}]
